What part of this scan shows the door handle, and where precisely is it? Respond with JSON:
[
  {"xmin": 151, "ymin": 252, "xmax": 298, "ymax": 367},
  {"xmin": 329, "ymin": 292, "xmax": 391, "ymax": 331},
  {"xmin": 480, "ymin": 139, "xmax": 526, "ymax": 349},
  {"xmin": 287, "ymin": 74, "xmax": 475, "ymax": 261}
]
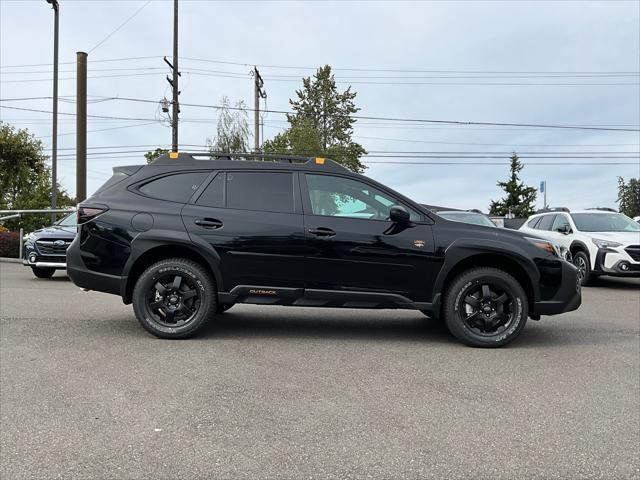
[
  {"xmin": 308, "ymin": 227, "xmax": 336, "ymax": 237},
  {"xmin": 194, "ymin": 218, "xmax": 223, "ymax": 229}
]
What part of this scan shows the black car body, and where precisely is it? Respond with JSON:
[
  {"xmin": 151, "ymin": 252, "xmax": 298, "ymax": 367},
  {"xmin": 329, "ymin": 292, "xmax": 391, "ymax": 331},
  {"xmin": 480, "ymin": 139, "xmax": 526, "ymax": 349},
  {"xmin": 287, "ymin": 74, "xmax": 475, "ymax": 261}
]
[
  {"xmin": 67, "ymin": 153, "xmax": 581, "ymax": 347},
  {"xmin": 433, "ymin": 210, "xmax": 497, "ymax": 228},
  {"xmin": 23, "ymin": 212, "xmax": 76, "ymax": 278}
]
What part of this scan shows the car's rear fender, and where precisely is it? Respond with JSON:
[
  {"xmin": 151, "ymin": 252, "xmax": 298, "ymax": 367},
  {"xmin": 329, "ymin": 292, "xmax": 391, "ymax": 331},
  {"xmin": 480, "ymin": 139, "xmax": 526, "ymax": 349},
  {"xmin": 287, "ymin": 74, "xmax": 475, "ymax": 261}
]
[{"xmin": 120, "ymin": 230, "xmax": 223, "ymax": 304}]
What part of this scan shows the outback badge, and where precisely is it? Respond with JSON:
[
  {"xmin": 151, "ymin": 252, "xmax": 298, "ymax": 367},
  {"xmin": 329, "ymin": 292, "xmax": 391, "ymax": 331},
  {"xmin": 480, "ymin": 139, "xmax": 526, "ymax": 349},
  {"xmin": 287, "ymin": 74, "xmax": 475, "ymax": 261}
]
[{"xmin": 413, "ymin": 240, "xmax": 426, "ymax": 248}]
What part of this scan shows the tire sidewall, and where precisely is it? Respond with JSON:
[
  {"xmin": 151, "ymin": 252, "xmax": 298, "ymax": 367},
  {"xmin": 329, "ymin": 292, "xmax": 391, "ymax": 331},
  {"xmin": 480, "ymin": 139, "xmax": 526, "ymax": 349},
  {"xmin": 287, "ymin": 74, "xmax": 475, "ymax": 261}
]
[
  {"xmin": 32, "ymin": 267, "xmax": 55, "ymax": 278},
  {"xmin": 445, "ymin": 270, "xmax": 528, "ymax": 347},
  {"xmin": 573, "ymin": 251, "xmax": 592, "ymax": 286},
  {"xmin": 132, "ymin": 260, "xmax": 215, "ymax": 338}
]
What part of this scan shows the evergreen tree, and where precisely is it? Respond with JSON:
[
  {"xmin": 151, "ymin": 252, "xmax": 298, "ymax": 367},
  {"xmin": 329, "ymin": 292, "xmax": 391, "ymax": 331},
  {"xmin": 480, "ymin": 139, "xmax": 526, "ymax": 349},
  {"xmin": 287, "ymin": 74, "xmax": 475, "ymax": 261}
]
[
  {"xmin": 617, "ymin": 176, "xmax": 640, "ymax": 217},
  {"xmin": 263, "ymin": 65, "xmax": 366, "ymax": 172},
  {"xmin": 489, "ymin": 154, "xmax": 538, "ymax": 217}
]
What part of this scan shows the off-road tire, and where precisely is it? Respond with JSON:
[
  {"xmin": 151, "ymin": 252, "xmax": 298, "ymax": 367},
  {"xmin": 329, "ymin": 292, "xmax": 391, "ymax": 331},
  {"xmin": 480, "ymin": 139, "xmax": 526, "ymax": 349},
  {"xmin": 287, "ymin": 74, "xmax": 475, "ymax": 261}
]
[
  {"xmin": 132, "ymin": 258, "xmax": 217, "ymax": 339},
  {"xmin": 443, "ymin": 267, "xmax": 528, "ymax": 348}
]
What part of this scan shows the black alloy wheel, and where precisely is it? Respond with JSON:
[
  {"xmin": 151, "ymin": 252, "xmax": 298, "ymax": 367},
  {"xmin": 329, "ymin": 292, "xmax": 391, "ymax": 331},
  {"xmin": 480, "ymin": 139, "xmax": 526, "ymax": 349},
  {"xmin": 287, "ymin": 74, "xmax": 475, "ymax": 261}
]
[
  {"xmin": 443, "ymin": 267, "xmax": 528, "ymax": 347},
  {"xmin": 132, "ymin": 258, "xmax": 216, "ymax": 339},
  {"xmin": 458, "ymin": 283, "xmax": 515, "ymax": 337},
  {"xmin": 146, "ymin": 273, "xmax": 200, "ymax": 328}
]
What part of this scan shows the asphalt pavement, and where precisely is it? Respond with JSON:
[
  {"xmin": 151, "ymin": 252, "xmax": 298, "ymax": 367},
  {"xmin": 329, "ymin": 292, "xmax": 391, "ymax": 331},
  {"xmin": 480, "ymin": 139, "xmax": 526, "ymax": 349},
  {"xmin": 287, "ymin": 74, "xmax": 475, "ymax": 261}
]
[{"xmin": 1, "ymin": 262, "xmax": 639, "ymax": 479}]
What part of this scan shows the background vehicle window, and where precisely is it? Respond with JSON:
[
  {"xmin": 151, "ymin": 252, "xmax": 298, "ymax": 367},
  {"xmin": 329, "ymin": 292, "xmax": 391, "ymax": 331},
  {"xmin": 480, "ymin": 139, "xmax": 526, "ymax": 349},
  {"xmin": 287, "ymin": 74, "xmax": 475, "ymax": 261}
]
[
  {"xmin": 305, "ymin": 174, "xmax": 421, "ymax": 221},
  {"xmin": 551, "ymin": 215, "xmax": 571, "ymax": 232},
  {"xmin": 139, "ymin": 172, "xmax": 209, "ymax": 203},
  {"xmin": 196, "ymin": 172, "xmax": 225, "ymax": 208},
  {"xmin": 226, "ymin": 172, "xmax": 293, "ymax": 213},
  {"xmin": 527, "ymin": 217, "xmax": 542, "ymax": 228},
  {"xmin": 570, "ymin": 212, "xmax": 640, "ymax": 232},
  {"xmin": 536, "ymin": 215, "xmax": 556, "ymax": 231}
]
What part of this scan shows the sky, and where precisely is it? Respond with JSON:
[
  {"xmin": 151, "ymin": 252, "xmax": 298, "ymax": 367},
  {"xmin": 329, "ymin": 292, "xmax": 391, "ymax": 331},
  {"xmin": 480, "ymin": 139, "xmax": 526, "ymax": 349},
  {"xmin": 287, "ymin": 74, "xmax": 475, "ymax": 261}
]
[{"xmin": 1, "ymin": 0, "xmax": 639, "ymax": 212}]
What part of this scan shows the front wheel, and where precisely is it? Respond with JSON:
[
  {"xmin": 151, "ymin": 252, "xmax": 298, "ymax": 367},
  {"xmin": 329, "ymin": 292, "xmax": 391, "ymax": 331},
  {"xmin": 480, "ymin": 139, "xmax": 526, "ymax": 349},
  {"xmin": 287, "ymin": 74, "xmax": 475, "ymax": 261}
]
[
  {"xmin": 31, "ymin": 267, "xmax": 55, "ymax": 279},
  {"xmin": 443, "ymin": 267, "xmax": 528, "ymax": 348},
  {"xmin": 572, "ymin": 251, "xmax": 594, "ymax": 286},
  {"xmin": 132, "ymin": 258, "xmax": 217, "ymax": 339}
]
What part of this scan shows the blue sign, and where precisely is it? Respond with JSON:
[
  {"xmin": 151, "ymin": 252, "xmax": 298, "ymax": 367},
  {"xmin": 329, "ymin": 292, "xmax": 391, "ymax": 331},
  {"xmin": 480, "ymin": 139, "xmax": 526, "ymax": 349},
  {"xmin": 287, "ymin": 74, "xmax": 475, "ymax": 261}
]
[{"xmin": 540, "ymin": 181, "xmax": 545, "ymax": 193}]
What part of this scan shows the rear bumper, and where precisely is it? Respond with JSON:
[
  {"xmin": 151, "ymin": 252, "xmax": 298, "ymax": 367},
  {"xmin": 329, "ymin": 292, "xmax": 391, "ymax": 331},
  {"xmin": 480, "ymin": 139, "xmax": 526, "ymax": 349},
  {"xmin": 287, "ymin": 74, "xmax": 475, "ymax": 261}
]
[
  {"xmin": 532, "ymin": 260, "xmax": 582, "ymax": 316},
  {"xmin": 66, "ymin": 237, "xmax": 121, "ymax": 295}
]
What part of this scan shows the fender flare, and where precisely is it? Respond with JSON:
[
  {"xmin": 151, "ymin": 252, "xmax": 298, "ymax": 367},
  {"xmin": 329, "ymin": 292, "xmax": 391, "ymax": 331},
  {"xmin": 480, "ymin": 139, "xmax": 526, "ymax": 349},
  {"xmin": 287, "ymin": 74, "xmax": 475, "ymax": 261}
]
[
  {"xmin": 432, "ymin": 237, "xmax": 542, "ymax": 304},
  {"xmin": 120, "ymin": 229, "xmax": 223, "ymax": 301},
  {"xmin": 569, "ymin": 240, "xmax": 590, "ymax": 256}
]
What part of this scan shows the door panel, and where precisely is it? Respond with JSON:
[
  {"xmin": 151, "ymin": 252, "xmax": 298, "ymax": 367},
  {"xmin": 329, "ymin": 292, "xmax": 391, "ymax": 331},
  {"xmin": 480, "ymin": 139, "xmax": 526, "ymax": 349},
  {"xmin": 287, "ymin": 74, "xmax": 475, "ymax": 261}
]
[
  {"xmin": 181, "ymin": 170, "xmax": 307, "ymax": 290},
  {"xmin": 300, "ymin": 173, "xmax": 437, "ymax": 301}
]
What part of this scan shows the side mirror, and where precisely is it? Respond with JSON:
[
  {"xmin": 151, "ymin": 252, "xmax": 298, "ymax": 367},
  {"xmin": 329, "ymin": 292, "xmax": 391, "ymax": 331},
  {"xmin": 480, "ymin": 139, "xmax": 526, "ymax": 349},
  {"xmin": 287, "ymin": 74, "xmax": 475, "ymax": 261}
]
[
  {"xmin": 557, "ymin": 224, "xmax": 571, "ymax": 234},
  {"xmin": 390, "ymin": 205, "xmax": 410, "ymax": 224}
]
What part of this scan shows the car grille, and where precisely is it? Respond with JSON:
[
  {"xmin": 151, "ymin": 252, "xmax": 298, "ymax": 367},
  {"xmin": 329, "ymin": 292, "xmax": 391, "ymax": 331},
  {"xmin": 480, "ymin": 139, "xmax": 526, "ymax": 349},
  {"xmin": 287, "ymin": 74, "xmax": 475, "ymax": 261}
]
[
  {"xmin": 625, "ymin": 245, "xmax": 640, "ymax": 262},
  {"xmin": 36, "ymin": 239, "xmax": 72, "ymax": 255}
]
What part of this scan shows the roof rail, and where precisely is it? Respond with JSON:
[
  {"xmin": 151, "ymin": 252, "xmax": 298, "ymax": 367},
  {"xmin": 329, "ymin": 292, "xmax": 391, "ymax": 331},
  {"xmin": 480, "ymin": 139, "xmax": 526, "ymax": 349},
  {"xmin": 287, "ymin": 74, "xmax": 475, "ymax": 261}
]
[
  {"xmin": 586, "ymin": 207, "xmax": 618, "ymax": 213},
  {"xmin": 150, "ymin": 151, "xmax": 350, "ymax": 172},
  {"xmin": 536, "ymin": 207, "xmax": 570, "ymax": 213}
]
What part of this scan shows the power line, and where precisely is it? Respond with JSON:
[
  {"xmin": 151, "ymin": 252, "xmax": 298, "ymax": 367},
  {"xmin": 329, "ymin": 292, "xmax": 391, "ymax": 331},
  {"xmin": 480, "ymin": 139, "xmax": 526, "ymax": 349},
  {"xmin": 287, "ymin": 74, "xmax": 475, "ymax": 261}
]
[
  {"xmin": 109, "ymin": 97, "xmax": 640, "ymax": 132},
  {"xmin": 0, "ymin": 56, "xmax": 161, "ymax": 68},
  {"xmin": 87, "ymin": 1, "xmax": 152, "ymax": 54},
  {"xmin": 3, "ymin": 101, "xmax": 639, "ymax": 133}
]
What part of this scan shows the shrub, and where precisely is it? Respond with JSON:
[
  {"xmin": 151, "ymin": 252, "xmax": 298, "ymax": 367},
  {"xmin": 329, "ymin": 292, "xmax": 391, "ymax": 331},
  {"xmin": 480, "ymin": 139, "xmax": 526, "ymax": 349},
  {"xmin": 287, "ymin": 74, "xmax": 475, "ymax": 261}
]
[{"xmin": 0, "ymin": 231, "xmax": 20, "ymax": 258}]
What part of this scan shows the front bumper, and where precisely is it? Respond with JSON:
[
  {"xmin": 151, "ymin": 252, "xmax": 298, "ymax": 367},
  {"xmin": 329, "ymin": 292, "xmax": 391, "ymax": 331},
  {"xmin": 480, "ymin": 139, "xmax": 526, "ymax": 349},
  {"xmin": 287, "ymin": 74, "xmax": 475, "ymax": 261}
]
[
  {"xmin": 532, "ymin": 260, "xmax": 582, "ymax": 316},
  {"xmin": 23, "ymin": 244, "xmax": 66, "ymax": 269},
  {"xmin": 593, "ymin": 248, "xmax": 640, "ymax": 277}
]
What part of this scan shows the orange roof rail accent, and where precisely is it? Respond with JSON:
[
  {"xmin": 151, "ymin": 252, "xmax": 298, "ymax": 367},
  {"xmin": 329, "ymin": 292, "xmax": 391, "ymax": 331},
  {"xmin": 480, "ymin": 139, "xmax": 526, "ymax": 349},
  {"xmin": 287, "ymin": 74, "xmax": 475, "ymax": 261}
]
[
  {"xmin": 315, "ymin": 157, "xmax": 325, "ymax": 165},
  {"xmin": 169, "ymin": 152, "xmax": 179, "ymax": 159}
]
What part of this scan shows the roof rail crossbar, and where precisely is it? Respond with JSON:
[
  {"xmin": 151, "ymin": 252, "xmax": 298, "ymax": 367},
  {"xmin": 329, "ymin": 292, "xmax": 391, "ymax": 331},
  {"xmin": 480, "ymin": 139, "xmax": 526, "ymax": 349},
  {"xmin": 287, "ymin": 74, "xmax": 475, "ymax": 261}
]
[
  {"xmin": 536, "ymin": 207, "xmax": 570, "ymax": 213},
  {"xmin": 151, "ymin": 151, "xmax": 350, "ymax": 172},
  {"xmin": 586, "ymin": 207, "xmax": 618, "ymax": 212}
]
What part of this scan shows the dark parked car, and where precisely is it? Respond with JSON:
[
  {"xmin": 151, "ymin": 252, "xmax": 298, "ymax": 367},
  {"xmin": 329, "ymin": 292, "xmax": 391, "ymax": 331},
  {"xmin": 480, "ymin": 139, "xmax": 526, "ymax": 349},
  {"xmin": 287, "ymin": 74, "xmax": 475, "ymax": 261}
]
[
  {"xmin": 67, "ymin": 153, "xmax": 581, "ymax": 347},
  {"xmin": 23, "ymin": 212, "xmax": 76, "ymax": 278},
  {"xmin": 434, "ymin": 210, "xmax": 497, "ymax": 228}
]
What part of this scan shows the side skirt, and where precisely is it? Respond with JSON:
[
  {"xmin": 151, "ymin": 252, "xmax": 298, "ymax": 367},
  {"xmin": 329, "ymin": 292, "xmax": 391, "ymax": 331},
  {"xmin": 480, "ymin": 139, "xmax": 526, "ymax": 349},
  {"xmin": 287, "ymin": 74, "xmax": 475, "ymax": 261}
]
[{"xmin": 218, "ymin": 285, "xmax": 432, "ymax": 311}]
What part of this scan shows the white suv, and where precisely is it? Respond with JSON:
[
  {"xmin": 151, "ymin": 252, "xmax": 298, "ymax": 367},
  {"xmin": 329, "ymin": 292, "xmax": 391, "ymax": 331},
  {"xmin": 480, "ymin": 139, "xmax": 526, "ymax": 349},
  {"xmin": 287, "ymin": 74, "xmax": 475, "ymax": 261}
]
[{"xmin": 520, "ymin": 208, "xmax": 640, "ymax": 285}]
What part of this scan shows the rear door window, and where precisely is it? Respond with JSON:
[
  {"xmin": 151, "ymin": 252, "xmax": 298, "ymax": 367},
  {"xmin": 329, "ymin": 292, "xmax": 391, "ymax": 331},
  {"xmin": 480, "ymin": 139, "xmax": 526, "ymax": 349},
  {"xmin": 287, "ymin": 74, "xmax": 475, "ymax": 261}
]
[
  {"xmin": 226, "ymin": 172, "xmax": 294, "ymax": 213},
  {"xmin": 138, "ymin": 172, "xmax": 209, "ymax": 203},
  {"xmin": 196, "ymin": 172, "xmax": 225, "ymax": 208}
]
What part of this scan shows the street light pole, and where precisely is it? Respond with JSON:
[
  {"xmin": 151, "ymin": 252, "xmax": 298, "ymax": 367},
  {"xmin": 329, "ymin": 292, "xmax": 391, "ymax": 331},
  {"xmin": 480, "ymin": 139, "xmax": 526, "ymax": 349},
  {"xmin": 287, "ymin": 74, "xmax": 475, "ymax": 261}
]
[{"xmin": 46, "ymin": 0, "xmax": 59, "ymax": 222}]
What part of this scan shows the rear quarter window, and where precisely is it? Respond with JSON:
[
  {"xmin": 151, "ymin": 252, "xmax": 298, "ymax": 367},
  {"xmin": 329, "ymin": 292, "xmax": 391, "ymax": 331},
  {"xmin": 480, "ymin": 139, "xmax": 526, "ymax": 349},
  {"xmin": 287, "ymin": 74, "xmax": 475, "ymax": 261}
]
[{"xmin": 138, "ymin": 172, "xmax": 209, "ymax": 203}]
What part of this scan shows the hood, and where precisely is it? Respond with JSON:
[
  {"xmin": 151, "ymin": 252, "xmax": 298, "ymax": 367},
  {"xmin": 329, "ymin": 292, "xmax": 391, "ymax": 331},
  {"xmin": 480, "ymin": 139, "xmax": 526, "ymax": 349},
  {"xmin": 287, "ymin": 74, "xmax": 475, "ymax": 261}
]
[
  {"xmin": 29, "ymin": 225, "xmax": 77, "ymax": 239},
  {"xmin": 586, "ymin": 231, "xmax": 640, "ymax": 244}
]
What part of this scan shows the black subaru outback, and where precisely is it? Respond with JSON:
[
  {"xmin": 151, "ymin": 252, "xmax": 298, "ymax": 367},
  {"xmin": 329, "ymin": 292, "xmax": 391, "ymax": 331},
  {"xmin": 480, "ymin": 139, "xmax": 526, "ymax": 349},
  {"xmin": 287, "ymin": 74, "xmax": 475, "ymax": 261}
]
[{"xmin": 67, "ymin": 153, "xmax": 581, "ymax": 347}]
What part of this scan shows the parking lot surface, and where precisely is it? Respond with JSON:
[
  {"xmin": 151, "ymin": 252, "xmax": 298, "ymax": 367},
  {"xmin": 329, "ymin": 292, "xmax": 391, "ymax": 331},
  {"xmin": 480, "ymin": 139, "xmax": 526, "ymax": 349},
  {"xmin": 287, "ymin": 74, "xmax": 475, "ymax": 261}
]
[{"xmin": 1, "ymin": 261, "xmax": 639, "ymax": 479}]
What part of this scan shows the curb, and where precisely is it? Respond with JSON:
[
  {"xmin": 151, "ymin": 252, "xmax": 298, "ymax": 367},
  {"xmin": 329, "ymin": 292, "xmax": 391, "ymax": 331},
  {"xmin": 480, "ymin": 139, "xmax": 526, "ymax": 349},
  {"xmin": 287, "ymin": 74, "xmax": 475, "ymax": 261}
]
[{"xmin": 0, "ymin": 257, "xmax": 21, "ymax": 264}]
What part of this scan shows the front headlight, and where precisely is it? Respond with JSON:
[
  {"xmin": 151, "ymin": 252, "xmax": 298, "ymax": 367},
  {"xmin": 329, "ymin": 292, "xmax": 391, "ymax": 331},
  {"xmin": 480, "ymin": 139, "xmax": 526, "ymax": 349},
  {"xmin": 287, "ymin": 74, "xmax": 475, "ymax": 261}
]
[
  {"xmin": 525, "ymin": 237, "xmax": 559, "ymax": 257},
  {"xmin": 592, "ymin": 238, "xmax": 622, "ymax": 249}
]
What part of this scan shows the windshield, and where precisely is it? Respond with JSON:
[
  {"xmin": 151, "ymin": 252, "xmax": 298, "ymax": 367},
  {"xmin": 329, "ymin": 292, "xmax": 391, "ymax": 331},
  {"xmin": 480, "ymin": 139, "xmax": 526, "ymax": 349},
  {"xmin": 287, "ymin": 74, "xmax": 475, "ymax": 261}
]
[
  {"xmin": 571, "ymin": 213, "xmax": 640, "ymax": 232},
  {"xmin": 438, "ymin": 211, "xmax": 496, "ymax": 227},
  {"xmin": 55, "ymin": 212, "xmax": 76, "ymax": 227}
]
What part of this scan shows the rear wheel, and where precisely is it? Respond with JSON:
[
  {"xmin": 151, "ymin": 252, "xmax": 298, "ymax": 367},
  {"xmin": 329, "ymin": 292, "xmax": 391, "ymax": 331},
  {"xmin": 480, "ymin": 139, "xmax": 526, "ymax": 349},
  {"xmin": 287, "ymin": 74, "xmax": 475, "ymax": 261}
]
[
  {"xmin": 443, "ymin": 267, "xmax": 528, "ymax": 348},
  {"xmin": 132, "ymin": 258, "xmax": 216, "ymax": 339},
  {"xmin": 572, "ymin": 251, "xmax": 594, "ymax": 286},
  {"xmin": 31, "ymin": 267, "xmax": 55, "ymax": 279}
]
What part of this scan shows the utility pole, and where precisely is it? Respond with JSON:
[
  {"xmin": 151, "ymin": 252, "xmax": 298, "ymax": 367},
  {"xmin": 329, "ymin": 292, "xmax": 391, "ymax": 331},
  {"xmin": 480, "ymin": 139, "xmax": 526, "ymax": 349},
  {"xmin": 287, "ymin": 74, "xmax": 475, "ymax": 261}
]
[
  {"xmin": 76, "ymin": 52, "xmax": 87, "ymax": 203},
  {"xmin": 46, "ymin": 0, "xmax": 59, "ymax": 222},
  {"xmin": 164, "ymin": 0, "xmax": 180, "ymax": 152},
  {"xmin": 253, "ymin": 66, "xmax": 266, "ymax": 152}
]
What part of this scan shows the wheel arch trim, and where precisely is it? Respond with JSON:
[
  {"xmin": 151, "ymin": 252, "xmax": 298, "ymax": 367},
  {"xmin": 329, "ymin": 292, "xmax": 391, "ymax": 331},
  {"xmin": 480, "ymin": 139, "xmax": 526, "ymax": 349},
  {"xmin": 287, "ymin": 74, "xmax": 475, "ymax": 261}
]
[{"xmin": 120, "ymin": 230, "xmax": 223, "ymax": 303}]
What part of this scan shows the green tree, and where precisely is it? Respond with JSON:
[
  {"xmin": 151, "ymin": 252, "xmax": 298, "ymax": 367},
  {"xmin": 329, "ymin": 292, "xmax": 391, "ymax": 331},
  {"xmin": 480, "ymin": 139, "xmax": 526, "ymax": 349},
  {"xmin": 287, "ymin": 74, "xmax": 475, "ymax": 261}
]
[
  {"xmin": 144, "ymin": 147, "xmax": 169, "ymax": 164},
  {"xmin": 0, "ymin": 123, "xmax": 74, "ymax": 231},
  {"xmin": 617, "ymin": 176, "xmax": 640, "ymax": 217},
  {"xmin": 489, "ymin": 153, "xmax": 538, "ymax": 217},
  {"xmin": 207, "ymin": 96, "xmax": 250, "ymax": 154},
  {"xmin": 263, "ymin": 65, "xmax": 367, "ymax": 173}
]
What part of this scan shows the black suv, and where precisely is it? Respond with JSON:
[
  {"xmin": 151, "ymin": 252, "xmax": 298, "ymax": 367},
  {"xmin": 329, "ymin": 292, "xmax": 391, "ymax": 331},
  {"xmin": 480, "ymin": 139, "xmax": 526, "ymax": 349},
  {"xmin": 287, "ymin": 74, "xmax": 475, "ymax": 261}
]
[{"xmin": 67, "ymin": 153, "xmax": 581, "ymax": 347}]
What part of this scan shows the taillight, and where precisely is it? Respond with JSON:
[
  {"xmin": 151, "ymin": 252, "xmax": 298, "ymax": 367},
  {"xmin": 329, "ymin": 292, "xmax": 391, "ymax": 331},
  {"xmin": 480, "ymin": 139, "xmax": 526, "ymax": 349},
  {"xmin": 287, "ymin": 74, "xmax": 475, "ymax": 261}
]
[{"xmin": 77, "ymin": 205, "xmax": 108, "ymax": 224}]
